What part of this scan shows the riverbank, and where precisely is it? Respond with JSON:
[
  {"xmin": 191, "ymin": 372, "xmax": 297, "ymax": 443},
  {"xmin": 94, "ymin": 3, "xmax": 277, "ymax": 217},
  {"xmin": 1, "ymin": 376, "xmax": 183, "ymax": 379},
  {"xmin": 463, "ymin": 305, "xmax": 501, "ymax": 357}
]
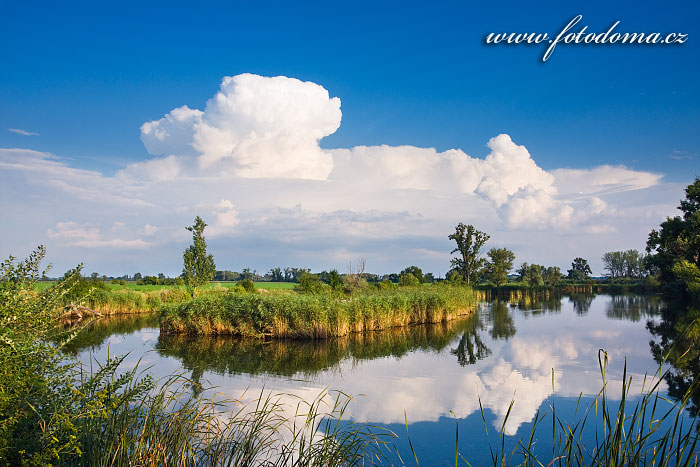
[{"xmin": 159, "ymin": 285, "xmax": 475, "ymax": 338}]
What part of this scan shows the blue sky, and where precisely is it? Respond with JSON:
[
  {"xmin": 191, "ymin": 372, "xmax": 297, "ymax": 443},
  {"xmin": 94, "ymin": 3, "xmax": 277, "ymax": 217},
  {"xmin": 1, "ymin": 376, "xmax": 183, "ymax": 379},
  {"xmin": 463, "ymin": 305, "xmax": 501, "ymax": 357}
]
[{"xmin": 1, "ymin": 0, "xmax": 698, "ymax": 276}]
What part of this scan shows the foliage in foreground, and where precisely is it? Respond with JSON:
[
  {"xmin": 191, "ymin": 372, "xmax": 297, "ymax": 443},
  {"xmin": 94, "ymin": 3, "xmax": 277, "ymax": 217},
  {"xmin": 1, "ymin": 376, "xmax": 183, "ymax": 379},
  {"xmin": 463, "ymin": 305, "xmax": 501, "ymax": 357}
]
[{"xmin": 458, "ymin": 350, "xmax": 699, "ymax": 467}]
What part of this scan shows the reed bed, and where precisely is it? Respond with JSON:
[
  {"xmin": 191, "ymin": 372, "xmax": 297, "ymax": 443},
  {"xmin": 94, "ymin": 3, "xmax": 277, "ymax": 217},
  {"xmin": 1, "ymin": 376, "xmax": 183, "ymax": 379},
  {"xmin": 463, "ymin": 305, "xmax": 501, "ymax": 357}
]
[
  {"xmin": 41, "ymin": 357, "xmax": 397, "ymax": 466},
  {"xmin": 456, "ymin": 349, "xmax": 700, "ymax": 466},
  {"xmin": 159, "ymin": 286, "xmax": 475, "ymax": 338}
]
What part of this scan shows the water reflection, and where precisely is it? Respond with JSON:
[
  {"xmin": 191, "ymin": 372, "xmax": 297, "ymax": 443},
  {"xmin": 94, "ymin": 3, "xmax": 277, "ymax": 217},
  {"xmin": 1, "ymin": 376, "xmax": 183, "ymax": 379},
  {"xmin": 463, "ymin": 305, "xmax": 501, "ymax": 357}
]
[
  {"xmin": 156, "ymin": 317, "xmax": 480, "ymax": 382},
  {"xmin": 61, "ymin": 313, "xmax": 159, "ymax": 354},
  {"xmin": 648, "ymin": 304, "xmax": 700, "ymax": 416},
  {"xmin": 569, "ymin": 293, "xmax": 594, "ymax": 315},
  {"xmin": 72, "ymin": 294, "xmax": 694, "ymax": 449},
  {"xmin": 605, "ymin": 294, "xmax": 664, "ymax": 321}
]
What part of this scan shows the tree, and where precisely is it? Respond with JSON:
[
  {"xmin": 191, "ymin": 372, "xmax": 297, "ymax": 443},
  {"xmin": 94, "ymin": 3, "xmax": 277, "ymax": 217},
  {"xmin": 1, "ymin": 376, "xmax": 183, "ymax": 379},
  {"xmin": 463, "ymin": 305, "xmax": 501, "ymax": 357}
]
[
  {"xmin": 182, "ymin": 216, "xmax": 216, "ymax": 297},
  {"xmin": 523, "ymin": 264, "xmax": 544, "ymax": 287},
  {"xmin": 484, "ymin": 248, "xmax": 515, "ymax": 286},
  {"xmin": 602, "ymin": 250, "xmax": 646, "ymax": 279},
  {"xmin": 647, "ymin": 177, "xmax": 700, "ymax": 297},
  {"xmin": 327, "ymin": 269, "xmax": 343, "ymax": 290},
  {"xmin": 400, "ymin": 265, "xmax": 424, "ymax": 283},
  {"xmin": 448, "ymin": 223, "xmax": 490, "ymax": 286},
  {"xmin": 567, "ymin": 257, "xmax": 592, "ymax": 281},
  {"xmin": 268, "ymin": 267, "xmax": 283, "ymax": 282},
  {"xmin": 602, "ymin": 251, "xmax": 625, "ymax": 279},
  {"xmin": 516, "ymin": 262, "xmax": 529, "ymax": 282},
  {"xmin": 398, "ymin": 273, "xmax": 420, "ymax": 287},
  {"xmin": 543, "ymin": 266, "xmax": 562, "ymax": 287}
]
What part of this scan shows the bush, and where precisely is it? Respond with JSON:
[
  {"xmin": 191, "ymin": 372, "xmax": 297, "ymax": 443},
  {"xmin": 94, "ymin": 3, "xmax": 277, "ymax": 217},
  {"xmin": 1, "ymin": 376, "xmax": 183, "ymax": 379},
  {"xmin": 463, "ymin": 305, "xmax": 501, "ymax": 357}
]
[
  {"xmin": 398, "ymin": 273, "xmax": 420, "ymax": 287},
  {"xmin": 238, "ymin": 278, "xmax": 257, "ymax": 293},
  {"xmin": 296, "ymin": 272, "xmax": 326, "ymax": 294}
]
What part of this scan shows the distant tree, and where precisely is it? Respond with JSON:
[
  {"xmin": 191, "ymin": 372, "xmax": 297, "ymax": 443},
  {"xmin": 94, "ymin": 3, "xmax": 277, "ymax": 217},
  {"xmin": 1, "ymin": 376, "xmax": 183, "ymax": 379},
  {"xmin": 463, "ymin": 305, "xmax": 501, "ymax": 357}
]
[
  {"xmin": 400, "ymin": 266, "xmax": 424, "ymax": 283},
  {"xmin": 398, "ymin": 273, "xmax": 420, "ymax": 287},
  {"xmin": 484, "ymin": 248, "xmax": 515, "ymax": 286},
  {"xmin": 296, "ymin": 272, "xmax": 325, "ymax": 294},
  {"xmin": 327, "ymin": 269, "xmax": 343, "ymax": 290},
  {"xmin": 133, "ymin": 272, "xmax": 142, "ymax": 281},
  {"xmin": 523, "ymin": 264, "xmax": 544, "ymax": 287},
  {"xmin": 448, "ymin": 223, "xmax": 490, "ymax": 286},
  {"xmin": 182, "ymin": 216, "xmax": 216, "ymax": 298},
  {"xmin": 268, "ymin": 267, "xmax": 284, "ymax": 282},
  {"xmin": 543, "ymin": 266, "xmax": 562, "ymax": 287},
  {"xmin": 382, "ymin": 273, "xmax": 400, "ymax": 283},
  {"xmin": 143, "ymin": 275, "xmax": 160, "ymax": 285},
  {"xmin": 158, "ymin": 272, "xmax": 165, "ymax": 281},
  {"xmin": 424, "ymin": 272, "xmax": 435, "ymax": 283},
  {"xmin": 567, "ymin": 258, "xmax": 592, "ymax": 281},
  {"xmin": 602, "ymin": 251, "xmax": 625, "ymax": 279},
  {"xmin": 603, "ymin": 249, "xmax": 646, "ymax": 279},
  {"xmin": 516, "ymin": 263, "xmax": 529, "ymax": 282}
]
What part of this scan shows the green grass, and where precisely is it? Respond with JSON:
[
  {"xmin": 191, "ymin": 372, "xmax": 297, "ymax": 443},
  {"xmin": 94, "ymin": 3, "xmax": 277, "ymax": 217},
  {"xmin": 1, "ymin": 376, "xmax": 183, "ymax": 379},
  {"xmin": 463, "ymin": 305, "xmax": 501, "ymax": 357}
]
[
  {"xmin": 159, "ymin": 286, "xmax": 474, "ymax": 338},
  {"xmin": 159, "ymin": 285, "xmax": 476, "ymax": 338}
]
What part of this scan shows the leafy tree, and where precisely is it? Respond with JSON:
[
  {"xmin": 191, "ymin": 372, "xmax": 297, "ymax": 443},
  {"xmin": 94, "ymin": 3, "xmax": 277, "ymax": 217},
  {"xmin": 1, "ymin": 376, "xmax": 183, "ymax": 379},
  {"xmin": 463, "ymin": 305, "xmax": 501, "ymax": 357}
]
[
  {"xmin": 602, "ymin": 249, "xmax": 646, "ymax": 279},
  {"xmin": 327, "ymin": 269, "xmax": 343, "ymax": 290},
  {"xmin": 182, "ymin": 216, "xmax": 216, "ymax": 298},
  {"xmin": 484, "ymin": 248, "xmax": 515, "ymax": 286},
  {"xmin": 523, "ymin": 264, "xmax": 544, "ymax": 287},
  {"xmin": 400, "ymin": 265, "xmax": 424, "ymax": 283},
  {"xmin": 143, "ymin": 275, "xmax": 160, "ymax": 285},
  {"xmin": 133, "ymin": 272, "xmax": 142, "ymax": 281},
  {"xmin": 268, "ymin": 267, "xmax": 284, "ymax": 282},
  {"xmin": 543, "ymin": 266, "xmax": 562, "ymax": 287},
  {"xmin": 448, "ymin": 223, "xmax": 490, "ymax": 286},
  {"xmin": 398, "ymin": 273, "xmax": 420, "ymax": 287},
  {"xmin": 567, "ymin": 257, "xmax": 592, "ymax": 281},
  {"xmin": 296, "ymin": 272, "xmax": 325, "ymax": 294},
  {"xmin": 647, "ymin": 177, "xmax": 700, "ymax": 298},
  {"xmin": 516, "ymin": 262, "xmax": 529, "ymax": 282},
  {"xmin": 424, "ymin": 272, "xmax": 435, "ymax": 283}
]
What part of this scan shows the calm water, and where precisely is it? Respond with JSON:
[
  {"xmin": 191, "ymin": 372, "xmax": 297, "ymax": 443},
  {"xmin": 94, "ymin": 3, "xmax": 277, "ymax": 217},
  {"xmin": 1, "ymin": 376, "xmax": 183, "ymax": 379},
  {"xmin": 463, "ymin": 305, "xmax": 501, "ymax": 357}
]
[{"xmin": 69, "ymin": 294, "xmax": 696, "ymax": 465}]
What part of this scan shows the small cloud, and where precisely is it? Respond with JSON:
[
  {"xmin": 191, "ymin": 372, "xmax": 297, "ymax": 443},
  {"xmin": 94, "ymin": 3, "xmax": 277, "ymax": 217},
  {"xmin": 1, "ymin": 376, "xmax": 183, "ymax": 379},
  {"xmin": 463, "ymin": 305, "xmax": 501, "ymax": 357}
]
[
  {"xmin": 142, "ymin": 224, "xmax": 159, "ymax": 236},
  {"xmin": 667, "ymin": 150, "xmax": 696, "ymax": 161},
  {"xmin": 8, "ymin": 128, "xmax": 39, "ymax": 136},
  {"xmin": 47, "ymin": 221, "xmax": 151, "ymax": 249}
]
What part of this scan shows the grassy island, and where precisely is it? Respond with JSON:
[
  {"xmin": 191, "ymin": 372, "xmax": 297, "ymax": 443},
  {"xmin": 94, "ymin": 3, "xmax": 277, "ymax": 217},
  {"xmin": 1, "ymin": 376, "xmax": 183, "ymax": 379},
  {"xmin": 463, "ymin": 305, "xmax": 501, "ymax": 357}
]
[{"xmin": 159, "ymin": 285, "xmax": 475, "ymax": 338}]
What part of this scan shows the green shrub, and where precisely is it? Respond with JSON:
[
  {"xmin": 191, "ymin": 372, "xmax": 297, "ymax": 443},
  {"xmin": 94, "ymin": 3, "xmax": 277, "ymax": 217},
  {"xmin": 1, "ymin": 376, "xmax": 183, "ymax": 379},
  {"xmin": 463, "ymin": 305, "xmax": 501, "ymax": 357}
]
[{"xmin": 238, "ymin": 278, "xmax": 256, "ymax": 293}]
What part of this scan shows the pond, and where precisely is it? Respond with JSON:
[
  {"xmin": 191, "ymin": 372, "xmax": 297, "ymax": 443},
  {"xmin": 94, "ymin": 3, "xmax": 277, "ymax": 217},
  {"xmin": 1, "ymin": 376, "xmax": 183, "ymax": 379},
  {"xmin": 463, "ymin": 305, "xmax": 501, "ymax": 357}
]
[{"xmin": 68, "ymin": 293, "xmax": 697, "ymax": 465}]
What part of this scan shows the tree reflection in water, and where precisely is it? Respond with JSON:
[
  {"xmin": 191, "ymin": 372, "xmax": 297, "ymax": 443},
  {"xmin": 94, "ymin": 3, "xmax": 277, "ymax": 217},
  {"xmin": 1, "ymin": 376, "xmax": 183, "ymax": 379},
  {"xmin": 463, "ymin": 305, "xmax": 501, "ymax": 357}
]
[
  {"xmin": 451, "ymin": 312, "xmax": 491, "ymax": 366},
  {"xmin": 648, "ymin": 303, "xmax": 700, "ymax": 417},
  {"xmin": 568, "ymin": 293, "xmax": 593, "ymax": 316},
  {"xmin": 605, "ymin": 294, "xmax": 664, "ymax": 321}
]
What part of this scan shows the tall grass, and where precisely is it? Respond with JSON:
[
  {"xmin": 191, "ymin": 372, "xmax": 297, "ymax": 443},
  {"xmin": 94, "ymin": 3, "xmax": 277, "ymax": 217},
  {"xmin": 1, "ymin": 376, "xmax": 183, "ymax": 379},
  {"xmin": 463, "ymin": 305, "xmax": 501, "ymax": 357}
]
[
  {"xmin": 462, "ymin": 349, "xmax": 699, "ymax": 466},
  {"xmin": 58, "ymin": 358, "xmax": 397, "ymax": 466},
  {"xmin": 159, "ymin": 285, "xmax": 475, "ymax": 338}
]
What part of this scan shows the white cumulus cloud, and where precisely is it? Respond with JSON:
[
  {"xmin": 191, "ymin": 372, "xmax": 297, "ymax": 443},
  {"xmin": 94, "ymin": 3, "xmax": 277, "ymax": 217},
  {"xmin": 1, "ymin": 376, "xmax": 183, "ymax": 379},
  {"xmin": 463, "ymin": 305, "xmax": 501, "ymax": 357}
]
[{"xmin": 140, "ymin": 74, "xmax": 341, "ymax": 179}]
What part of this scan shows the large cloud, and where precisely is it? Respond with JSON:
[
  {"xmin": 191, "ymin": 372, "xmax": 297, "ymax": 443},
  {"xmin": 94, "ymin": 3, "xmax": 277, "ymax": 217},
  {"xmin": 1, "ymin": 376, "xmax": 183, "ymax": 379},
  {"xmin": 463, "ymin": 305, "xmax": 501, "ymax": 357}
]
[{"xmin": 140, "ymin": 74, "xmax": 341, "ymax": 179}]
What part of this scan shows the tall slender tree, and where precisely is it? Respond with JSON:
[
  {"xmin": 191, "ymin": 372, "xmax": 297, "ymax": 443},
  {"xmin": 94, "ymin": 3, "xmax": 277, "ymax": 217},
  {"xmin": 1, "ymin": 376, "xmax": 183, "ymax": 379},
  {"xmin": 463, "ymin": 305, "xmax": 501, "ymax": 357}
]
[
  {"xmin": 448, "ymin": 223, "xmax": 490, "ymax": 286},
  {"xmin": 182, "ymin": 216, "xmax": 216, "ymax": 298}
]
